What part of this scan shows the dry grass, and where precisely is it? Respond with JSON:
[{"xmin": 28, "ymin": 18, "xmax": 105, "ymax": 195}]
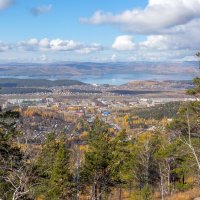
[
  {"xmin": 166, "ymin": 188, "xmax": 200, "ymax": 200},
  {"xmin": 79, "ymin": 188, "xmax": 200, "ymax": 200},
  {"xmin": 38, "ymin": 188, "xmax": 200, "ymax": 200}
]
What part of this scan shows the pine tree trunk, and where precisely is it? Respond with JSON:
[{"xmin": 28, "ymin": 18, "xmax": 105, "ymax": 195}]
[
  {"xmin": 95, "ymin": 183, "xmax": 98, "ymax": 200},
  {"xmin": 129, "ymin": 182, "xmax": 132, "ymax": 197},
  {"xmin": 99, "ymin": 186, "xmax": 102, "ymax": 200},
  {"xmin": 92, "ymin": 183, "xmax": 98, "ymax": 200},
  {"xmin": 119, "ymin": 186, "xmax": 122, "ymax": 200}
]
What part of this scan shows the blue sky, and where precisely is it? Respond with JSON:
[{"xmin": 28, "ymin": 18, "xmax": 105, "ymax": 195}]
[
  {"xmin": 0, "ymin": 0, "xmax": 147, "ymax": 41},
  {"xmin": 0, "ymin": 0, "xmax": 199, "ymax": 62}
]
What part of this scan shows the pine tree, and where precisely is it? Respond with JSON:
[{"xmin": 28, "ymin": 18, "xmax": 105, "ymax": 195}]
[
  {"xmin": 34, "ymin": 133, "xmax": 75, "ymax": 199},
  {"xmin": 0, "ymin": 110, "xmax": 31, "ymax": 200},
  {"xmin": 81, "ymin": 119, "xmax": 131, "ymax": 199},
  {"xmin": 33, "ymin": 132, "xmax": 59, "ymax": 198},
  {"xmin": 48, "ymin": 137, "xmax": 75, "ymax": 199},
  {"xmin": 187, "ymin": 52, "xmax": 200, "ymax": 95}
]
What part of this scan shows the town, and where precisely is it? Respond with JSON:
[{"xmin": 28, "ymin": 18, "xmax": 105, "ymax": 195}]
[{"xmin": 0, "ymin": 79, "xmax": 198, "ymax": 143}]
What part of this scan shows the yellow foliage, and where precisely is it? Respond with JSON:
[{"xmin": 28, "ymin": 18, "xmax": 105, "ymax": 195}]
[
  {"xmin": 115, "ymin": 117, "xmax": 119, "ymax": 124},
  {"xmin": 51, "ymin": 105, "xmax": 58, "ymax": 110},
  {"xmin": 123, "ymin": 114, "xmax": 129, "ymax": 127},
  {"xmin": 80, "ymin": 131, "xmax": 88, "ymax": 139},
  {"xmin": 161, "ymin": 117, "xmax": 169, "ymax": 126},
  {"xmin": 79, "ymin": 145, "xmax": 88, "ymax": 151},
  {"xmin": 137, "ymin": 131, "xmax": 152, "ymax": 142},
  {"xmin": 23, "ymin": 108, "xmax": 38, "ymax": 116},
  {"xmin": 37, "ymin": 196, "xmax": 45, "ymax": 200},
  {"xmin": 109, "ymin": 127, "xmax": 114, "ymax": 132},
  {"xmin": 186, "ymin": 176, "xmax": 195, "ymax": 184}
]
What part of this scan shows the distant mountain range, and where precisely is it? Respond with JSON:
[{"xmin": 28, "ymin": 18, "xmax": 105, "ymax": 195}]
[{"xmin": 0, "ymin": 62, "xmax": 198, "ymax": 80}]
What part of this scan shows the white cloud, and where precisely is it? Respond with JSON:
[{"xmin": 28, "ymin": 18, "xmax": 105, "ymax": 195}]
[
  {"xmin": 39, "ymin": 38, "xmax": 50, "ymax": 50},
  {"xmin": 111, "ymin": 54, "xmax": 117, "ymax": 62},
  {"xmin": 17, "ymin": 38, "xmax": 38, "ymax": 51},
  {"xmin": 0, "ymin": 41, "xmax": 11, "ymax": 51},
  {"xmin": 139, "ymin": 19, "xmax": 200, "ymax": 51},
  {"xmin": 39, "ymin": 54, "xmax": 47, "ymax": 62},
  {"xmin": 0, "ymin": 0, "xmax": 14, "ymax": 10},
  {"xmin": 169, "ymin": 19, "xmax": 200, "ymax": 50},
  {"xmin": 49, "ymin": 39, "xmax": 80, "ymax": 51},
  {"xmin": 31, "ymin": 4, "xmax": 52, "ymax": 16},
  {"xmin": 16, "ymin": 38, "xmax": 103, "ymax": 54},
  {"xmin": 124, "ymin": 50, "xmax": 186, "ymax": 62},
  {"xmin": 76, "ymin": 43, "xmax": 103, "ymax": 54},
  {"xmin": 112, "ymin": 35, "xmax": 136, "ymax": 51},
  {"xmin": 81, "ymin": 0, "xmax": 200, "ymax": 34},
  {"xmin": 179, "ymin": 55, "xmax": 199, "ymax": 61},
  {"xmin": 17, "ymin": 38, "xmax": 80, "ymax": 51},
  {"xmin": 140, "ymin": 35, "xmax": 169, "ymax": 50},
  {"xmin": 128, "ymin": 56, "xmax": 137, "ymax": 62}
]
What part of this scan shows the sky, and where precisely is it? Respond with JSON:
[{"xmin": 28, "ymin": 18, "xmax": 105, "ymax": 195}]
[{"xmin": 0, "ymin": 0, "xmax": 200, "ymax": 63}]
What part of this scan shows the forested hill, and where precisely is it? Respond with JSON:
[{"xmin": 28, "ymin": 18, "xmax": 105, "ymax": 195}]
[{"xmin": 0, "ymin": 78, "xmax": 85, "ymax": 88}]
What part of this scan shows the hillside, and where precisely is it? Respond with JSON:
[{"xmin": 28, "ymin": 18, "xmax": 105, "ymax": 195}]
[{"xmin": 0, "ymin": 78, "xmax": 85, "ymax": 88}]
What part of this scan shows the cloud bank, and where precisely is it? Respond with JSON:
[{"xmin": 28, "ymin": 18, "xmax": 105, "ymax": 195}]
[
  {"xmin": 17, "ymin": 38, "xmax": 103, "ymax": 54},
  {"xmin": 81, "ymin": 0, "xmax": 200, "ymax": 35}
]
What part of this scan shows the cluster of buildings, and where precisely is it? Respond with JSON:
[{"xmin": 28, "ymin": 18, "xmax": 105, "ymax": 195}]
[
  {"xmin": 2, "ymin": 95, "xmax": 200, "ymax": 114},
  {"xmin": 2, "ymin": 98, "xmax": 54, "ymax": 110}
]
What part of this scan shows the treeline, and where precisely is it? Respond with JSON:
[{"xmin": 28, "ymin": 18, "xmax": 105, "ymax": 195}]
[
  {"xmin": 109, "ymin": 90, "xmax": 161, "ymax": 95},
  {"xmin": 116, "ymin": 102, "xmax": 181, "ymax": 120},
  {"xmin": 0, "ymin": 87, "xmax": 52, "ymax": 94},
  {"xmin": 134, "ymin": 102, "xmax": 181, "ymax": 120},
  {"xmin": 0, "ymin": 78, "xmax": 86, "ymax": 94},
  {"xmin": 0, "ymin": 78, "xmax": 85, "ymax": 88},
  {"xmin": 69, "ymin": 89, "xmax": 102, "ymax": 94}
]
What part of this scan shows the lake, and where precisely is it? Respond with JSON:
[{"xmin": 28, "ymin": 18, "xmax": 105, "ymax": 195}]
[{"xmin": 0, "ymin": 72, "xmax": 196, "ymax": 85}]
